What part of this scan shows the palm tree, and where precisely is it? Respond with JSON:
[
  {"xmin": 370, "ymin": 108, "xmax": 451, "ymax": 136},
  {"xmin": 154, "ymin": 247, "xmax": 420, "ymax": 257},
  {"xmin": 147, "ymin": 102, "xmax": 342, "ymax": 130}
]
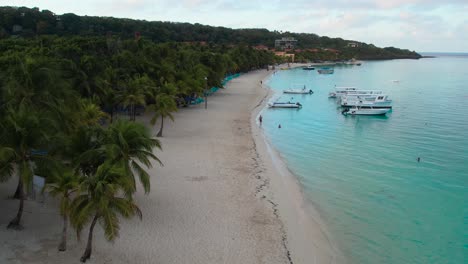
[
  {"xmin": 147, "ymin": 93, "xmax": 178, "ymax": 137},
  {"xmin": 43, "ymin": 165, "xmax": 80, "ymax": 251},
  {"xmin": 70, "ymin": 162, "xmax": 142, "ymax": 263},
  {"xmin": 104, "ymin": 120, "xmax": 162, "ymax": 194},
  {"xmin": 118, "ymin": 75, "xmax": 153, "ymax": 121},
  {"xmin": 0, "ymin": 106, "xmax": 52, "ymax": 229}
]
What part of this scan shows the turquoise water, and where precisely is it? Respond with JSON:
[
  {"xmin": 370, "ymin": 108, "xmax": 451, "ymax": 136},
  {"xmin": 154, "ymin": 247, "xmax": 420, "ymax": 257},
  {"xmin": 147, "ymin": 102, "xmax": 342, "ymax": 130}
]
[{"xmin": 262, "ymin": 57, "xmax": 467, "ymax": 264}]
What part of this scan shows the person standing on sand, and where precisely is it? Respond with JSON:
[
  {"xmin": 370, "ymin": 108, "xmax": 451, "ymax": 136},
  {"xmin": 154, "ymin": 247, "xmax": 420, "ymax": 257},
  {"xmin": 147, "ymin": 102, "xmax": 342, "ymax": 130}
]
[{"xmin": 259, "ymin": 115, "xmax": 263, "ymax": 125}]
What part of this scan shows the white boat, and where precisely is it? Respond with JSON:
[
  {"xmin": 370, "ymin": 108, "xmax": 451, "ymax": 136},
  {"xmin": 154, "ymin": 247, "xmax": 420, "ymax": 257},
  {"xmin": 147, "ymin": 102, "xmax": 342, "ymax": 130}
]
[
  {"xmin": 344, "ymin": 59, "xmax": 363, "ymax": 66},
  {"xmin": 342, "ymin": 106, "xmax": 390, "ymax": 116},
  {"xmin": 328, "ymin": 86, "xmax": 357, "ymax": 98},
  {"xmin": 284, "ymin": 84, "xmax": 313, "ymax": 94},
  {"xmin": 318, "ymin": 67, "xmax": 334, "ymax": 74},
  {"xmin": 341, "ymin": 94, "xmax": 392, "ymax": 108},
  {"xmin": 283, "ymin": 88, "xmax": 313, "ymax": 94},
  {"xmin": 268, "ymin": 101, "xmax": 303, "ymax": 108},
  {"xmin": 331, "ymin": 88, "xmax": 383, "ymax": 98},
  {"xmin": 302, "ymin": 65, "xmax": 315, "ymax": 70}
]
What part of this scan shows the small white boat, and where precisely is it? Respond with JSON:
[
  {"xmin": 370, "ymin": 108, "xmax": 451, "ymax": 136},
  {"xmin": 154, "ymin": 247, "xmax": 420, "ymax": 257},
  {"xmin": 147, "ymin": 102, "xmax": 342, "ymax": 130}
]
[
  {"xmin": 318, "ymin": 67, "xmax": 334, "ymax": 74},
  {"xmin": 342, "ymin": 106, "xmax": 390, "ymax": 116},
  {"xmin": 268, "ymin": 101, "xmax": 302, "ymax": 108},
  {"xmin": 344, "ymin": 59, "xmax": 363, "ymax": 66},
  {"xmin": 283, "ymin": 88, "xmax": 313, "ymax": 94},
  {"xmin": 302, "ymin": 65, "xmax": 315, "ymax": 70}
]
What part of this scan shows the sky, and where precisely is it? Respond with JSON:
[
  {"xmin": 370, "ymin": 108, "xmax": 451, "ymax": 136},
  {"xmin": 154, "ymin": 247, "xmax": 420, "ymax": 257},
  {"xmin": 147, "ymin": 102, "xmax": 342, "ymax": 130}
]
[{"xmin": 2, "ymin": 0, "xmax": 467, "ymax": 52}]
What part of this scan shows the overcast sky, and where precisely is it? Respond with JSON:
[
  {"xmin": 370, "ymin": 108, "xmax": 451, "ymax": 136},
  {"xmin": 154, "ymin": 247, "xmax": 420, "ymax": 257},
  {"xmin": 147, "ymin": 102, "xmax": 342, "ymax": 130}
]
[{"xmin": 2, "ymin": 0, "xmax": 467, "ymax": 52}]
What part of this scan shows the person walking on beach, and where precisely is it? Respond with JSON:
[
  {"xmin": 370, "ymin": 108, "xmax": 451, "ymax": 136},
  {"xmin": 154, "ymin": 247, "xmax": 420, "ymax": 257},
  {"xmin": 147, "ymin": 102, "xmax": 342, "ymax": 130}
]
[{"xmin": 259, "ymin": 115, "xmax": 263, "ymax": 125}]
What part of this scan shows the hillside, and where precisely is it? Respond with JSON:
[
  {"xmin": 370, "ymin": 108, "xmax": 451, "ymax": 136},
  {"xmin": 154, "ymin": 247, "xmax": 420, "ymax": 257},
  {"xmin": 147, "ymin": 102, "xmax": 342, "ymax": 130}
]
[{"xmin": 0, "ymin": 6, "xmax": 421, "ymax": 60}]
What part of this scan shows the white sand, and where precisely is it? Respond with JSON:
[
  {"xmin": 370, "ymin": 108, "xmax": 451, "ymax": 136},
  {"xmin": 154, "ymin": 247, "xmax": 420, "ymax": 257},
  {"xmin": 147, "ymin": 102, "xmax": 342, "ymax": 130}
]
[{"xmin": 0, "ymin": 67, "xmax": 343, "ymax": 263}]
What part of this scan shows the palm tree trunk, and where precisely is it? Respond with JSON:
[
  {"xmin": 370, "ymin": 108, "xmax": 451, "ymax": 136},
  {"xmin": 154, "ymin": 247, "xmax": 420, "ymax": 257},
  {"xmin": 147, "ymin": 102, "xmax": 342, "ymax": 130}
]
[
  {"xmin": 7, "ymin": 178, "xmax": 24, "ymax": 230},
  {"xmin": 80, "ymin": 214, "xmax": 98, "ymax": 263},
  {"xmin": 157, "ymin": 115, "xmax": 164, "ymax": 137},
  {"xmin": 12, "ymin": 177, "xmax": 21, "ymax": 199},
  {"xmin": 110, "ymin": 109, "xmax": 114, "ymax": 124},
  {"xmin": 58, "ymin": 214, "xmax": 68, "ymax": 251}
]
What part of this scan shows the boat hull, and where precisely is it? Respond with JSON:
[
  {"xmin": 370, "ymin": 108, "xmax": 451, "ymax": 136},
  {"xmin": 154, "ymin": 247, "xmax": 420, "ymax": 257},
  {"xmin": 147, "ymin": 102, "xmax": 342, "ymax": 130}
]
[
  {"xmin": 268, "ymin": 102, "xmax": 302, "ymax": 108},
  {"xmin": 343, "ymin": 108, "xmax": 390, "ymax": 115},
  {"xmin": 283, "ymin": 89, "xmax": 313, "ymax": 94}
]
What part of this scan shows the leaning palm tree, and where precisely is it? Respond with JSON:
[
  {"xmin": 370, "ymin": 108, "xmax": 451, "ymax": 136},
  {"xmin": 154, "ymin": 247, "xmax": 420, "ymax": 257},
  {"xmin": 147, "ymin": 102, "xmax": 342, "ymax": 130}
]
[
  {"xmin": 43, "ymin": 165, "xmax": 80, "ymax": 251},
  {"xmin": 0, "ymin": 106, "xmax": 52, "ymax": 229},
  {"xmin": 104, "ymin": 120, "xmax": 162, "ymax": 194},
  {"xmin": 70, "ymin": 162, "xmax": 142, "ymax": 263},
  {"xmin": 147, "ymin": 93, "xmax": 178, "ymax": 137}
]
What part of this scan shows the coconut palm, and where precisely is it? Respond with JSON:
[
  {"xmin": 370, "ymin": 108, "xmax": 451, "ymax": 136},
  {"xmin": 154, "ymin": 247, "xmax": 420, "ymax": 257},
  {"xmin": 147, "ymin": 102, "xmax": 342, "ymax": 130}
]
[
  {"xmin": 118, "ymin": 75, "xmax": 153, "ymax": 121},
  {"xmin": 0, "ymin": 106, "xmax": 53, "ymax": 229},
  {"xmin": 104, "ymin": 120, "xmax": 162, "ymax": 194},
  {"xmin": 147, "ymin": 93, "xmax": 178, "ymax": 137},
  {"xmin": 70, "ymin": 162, "xmax": 142, "ymax": 263},
  {"xmin": 43, "ymin": 165, "xmax": 80, "ymax": 251}
]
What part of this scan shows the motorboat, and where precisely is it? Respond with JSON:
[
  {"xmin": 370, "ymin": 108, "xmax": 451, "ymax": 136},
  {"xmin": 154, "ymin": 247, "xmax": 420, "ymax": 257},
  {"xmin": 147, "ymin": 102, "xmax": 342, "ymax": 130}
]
[
  {"xmin": 283, "ymin": 87, "xmax": 313, "ymax": 94},
  {"xmin": 284, "ymin": 84, "xmax": 313, "ymax": 94},
  {"xmin": 344, "ymin": 59, "xmax": 363, "ymax": 66},
  {"xmin": 342, "ymin": 106, "xmax": 390, "ymax": 116},
  {"xmin": 328, "ymin": 86, "xmax": 357, "ymax": 98},
  {"xmin": 268, "ymin": 101, "xmax": 302, "ymax": 108},
  {"xmin": 330, "ymin": 88, "xmax": 383, "ymax": 98},
  {"xmin": 318, "ymin": 67, "xmax": 334, "ymax": 74},
  {"xmin": 341, "ymin": 94, "xmax": 392, "ymax": 108},
  {"xmin": 302, "ymin": 65, "xmax": 315, "ymax": 70}
]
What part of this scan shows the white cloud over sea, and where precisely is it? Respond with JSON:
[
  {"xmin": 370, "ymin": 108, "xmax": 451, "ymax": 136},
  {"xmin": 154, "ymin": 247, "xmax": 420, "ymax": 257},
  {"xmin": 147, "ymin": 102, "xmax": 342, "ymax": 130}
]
[{"xmin": 1, "ymin": 0, "xmax": 467, "ymax": 52}]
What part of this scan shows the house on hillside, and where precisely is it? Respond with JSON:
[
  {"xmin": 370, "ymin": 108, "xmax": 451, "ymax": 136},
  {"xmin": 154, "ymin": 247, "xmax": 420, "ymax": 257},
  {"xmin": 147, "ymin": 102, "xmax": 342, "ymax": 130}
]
[
  {"xmin": 275, "ymin": 37, "xmax": 297, "ymax": 50},
  {"xmin": 347, "ymin": 42, "xmax": 359, "ymax": 48}
]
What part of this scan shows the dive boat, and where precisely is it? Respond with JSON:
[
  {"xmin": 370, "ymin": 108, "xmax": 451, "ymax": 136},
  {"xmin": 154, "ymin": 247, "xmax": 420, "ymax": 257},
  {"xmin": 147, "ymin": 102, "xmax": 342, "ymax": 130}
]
[
  {"xmin": 328, "ymin": 86, "xmax": 357, "ymax": 98},
  {"xmin": 342, "ymin": 106, "xmax": 390, "ymax": 116},
  {"xmin": 341, "ymin": 94, "xmax": 392, "ymax": 108},
  {"xmin": 268, "ymin": 101, "xmax": 303, "ymax": 108},
  {"xmin": 318, "ymin": 67, "xmax": 334, "ymax": 74}
]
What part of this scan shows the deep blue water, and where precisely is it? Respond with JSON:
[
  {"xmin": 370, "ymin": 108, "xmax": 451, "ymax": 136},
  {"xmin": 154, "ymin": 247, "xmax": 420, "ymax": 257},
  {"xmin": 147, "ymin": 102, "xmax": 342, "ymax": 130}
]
[{"xmin": 261, "ymin": 57, "xmax": 467, "ymax": 264}]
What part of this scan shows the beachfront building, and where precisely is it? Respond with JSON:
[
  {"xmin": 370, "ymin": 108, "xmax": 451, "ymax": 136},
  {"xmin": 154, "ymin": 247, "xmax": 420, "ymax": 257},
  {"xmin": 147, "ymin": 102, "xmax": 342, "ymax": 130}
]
[{"xmin": 275, "ymin": 37, "xmax": 297, "ymax": 50}]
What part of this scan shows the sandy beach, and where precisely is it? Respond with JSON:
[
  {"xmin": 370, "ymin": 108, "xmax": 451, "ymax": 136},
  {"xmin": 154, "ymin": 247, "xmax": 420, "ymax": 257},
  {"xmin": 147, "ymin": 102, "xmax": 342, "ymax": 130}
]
[{"xmin": 0, "ymin": 67, "xmax": 342, "ymax": 264}]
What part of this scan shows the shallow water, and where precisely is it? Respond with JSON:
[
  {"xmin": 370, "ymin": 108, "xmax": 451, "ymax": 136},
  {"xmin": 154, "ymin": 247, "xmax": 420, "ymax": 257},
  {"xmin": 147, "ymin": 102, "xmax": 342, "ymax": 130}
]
[{"xmin": 262, "ymin": 57, "xmax": 467, "ymax": 264}]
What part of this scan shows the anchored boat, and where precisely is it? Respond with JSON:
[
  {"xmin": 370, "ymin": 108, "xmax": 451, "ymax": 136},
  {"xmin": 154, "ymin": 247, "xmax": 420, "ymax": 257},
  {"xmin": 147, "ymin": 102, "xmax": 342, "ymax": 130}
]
[
  {"xmin": 318, "ymin": 67, "xmax": 334, "ymax": 74},
  {"xmin": 341, "ymin": 94, "xmax": 392, "ymax": 108},
  {"xmin": 268, "ymin": 101, "xmax": 303, "ymax": 108},
  {"xmin": 342, "ymin": 106, "xmax": 390, "ymax": 116},
  {"xmin": 302, "ymin": 65, "xmax": 315, "ymax": 70}
]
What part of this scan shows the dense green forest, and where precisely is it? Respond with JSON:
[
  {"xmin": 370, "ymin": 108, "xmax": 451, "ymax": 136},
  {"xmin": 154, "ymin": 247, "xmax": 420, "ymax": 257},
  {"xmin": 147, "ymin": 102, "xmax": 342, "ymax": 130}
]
[{"xmin": 0, "ymin": 6, "xmax": 421, "ymax": 60}]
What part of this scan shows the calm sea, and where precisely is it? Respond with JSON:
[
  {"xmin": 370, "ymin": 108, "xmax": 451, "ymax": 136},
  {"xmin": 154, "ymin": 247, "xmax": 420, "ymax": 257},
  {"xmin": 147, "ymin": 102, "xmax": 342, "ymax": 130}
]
[{"xmin": 261, "ymin": 55, "xmax": 467, "ymax": 264}]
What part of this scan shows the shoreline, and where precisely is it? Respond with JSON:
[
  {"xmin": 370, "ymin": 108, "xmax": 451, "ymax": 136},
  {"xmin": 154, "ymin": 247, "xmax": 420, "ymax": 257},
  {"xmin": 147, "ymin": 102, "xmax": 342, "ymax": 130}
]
[{"xmin": 250, "ymin": 66, "xmax": 345, "ymax": 264}]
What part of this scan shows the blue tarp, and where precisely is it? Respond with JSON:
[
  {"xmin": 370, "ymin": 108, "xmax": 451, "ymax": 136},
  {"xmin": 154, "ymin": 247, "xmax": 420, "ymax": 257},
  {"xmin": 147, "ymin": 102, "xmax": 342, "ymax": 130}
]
[{"xmin": 191, "ymin": 73, "xmax": 242, "ymax": 105}]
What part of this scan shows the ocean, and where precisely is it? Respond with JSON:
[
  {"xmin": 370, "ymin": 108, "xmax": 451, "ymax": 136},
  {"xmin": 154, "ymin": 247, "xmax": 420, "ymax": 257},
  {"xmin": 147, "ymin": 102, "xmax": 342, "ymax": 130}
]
[{"xmin": 261, "ymin": 55, "xmax": 467, "ymax": 264}]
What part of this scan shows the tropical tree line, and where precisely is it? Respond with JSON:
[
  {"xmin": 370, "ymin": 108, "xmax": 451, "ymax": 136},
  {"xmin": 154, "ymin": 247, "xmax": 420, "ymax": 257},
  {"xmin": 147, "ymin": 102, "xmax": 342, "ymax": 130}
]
[
  {"xmin": 0, "ymin": 35, "xmax": 276, "ymax": 262},
  {"xmin": 0, "ymin": 6, "xmax": 421, "ymax": 59}
]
